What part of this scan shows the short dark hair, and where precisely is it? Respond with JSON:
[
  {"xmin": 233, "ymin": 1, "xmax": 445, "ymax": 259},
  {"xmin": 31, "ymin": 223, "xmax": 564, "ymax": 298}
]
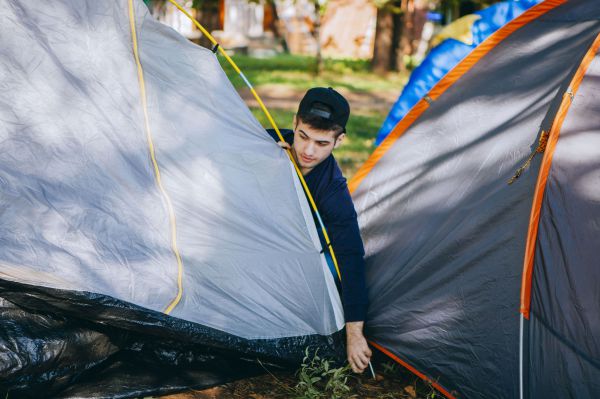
[{"xmin": 297, "ymin": 103, "xmax": 344, "ymax": 137}]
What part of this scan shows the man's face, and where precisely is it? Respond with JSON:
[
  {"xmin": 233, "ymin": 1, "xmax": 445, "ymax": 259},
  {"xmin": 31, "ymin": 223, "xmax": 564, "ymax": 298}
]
[{"xmin": 292, "ymin": 117, "xmax": 345, "ymax": 175}]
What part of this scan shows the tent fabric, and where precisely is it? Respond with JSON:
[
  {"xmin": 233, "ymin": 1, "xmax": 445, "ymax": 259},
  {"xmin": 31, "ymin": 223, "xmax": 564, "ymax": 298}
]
[
  {"xmin": 0, "ymin": 0, "xmax": 344, "ymax": 395},
  {"xmin": 374, "ymin": 39, "xmax": 473, "ymax": 145},
  {"xmin": 430, "ymin": 14, "xmax": 481, "ymax": 48},
  {"xmin": 528, "ymin": 43, "xmax": 600, "ymax": 399},
  {"xmin": 351, "ymin": 0, "xmax": 600, "ymax": 397},
  {"xmin": 375, "ymin": 0, "xmax": 541, "ymax": 146},
  {"xmin": 470, "ymin": 0, "xmax": 540, "ymax": 46}
]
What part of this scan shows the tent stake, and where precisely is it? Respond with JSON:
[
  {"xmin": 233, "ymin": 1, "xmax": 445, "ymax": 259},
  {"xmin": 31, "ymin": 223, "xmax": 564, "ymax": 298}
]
[{"xmin": 368, "ymin": 360, "xmax": 376, "ymax": 380}]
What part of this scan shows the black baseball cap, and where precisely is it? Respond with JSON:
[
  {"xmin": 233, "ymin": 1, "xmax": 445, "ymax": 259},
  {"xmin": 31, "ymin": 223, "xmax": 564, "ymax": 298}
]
[{"xmin": 298, "ymin": 87, "xmax": 350, "ymax": 132}]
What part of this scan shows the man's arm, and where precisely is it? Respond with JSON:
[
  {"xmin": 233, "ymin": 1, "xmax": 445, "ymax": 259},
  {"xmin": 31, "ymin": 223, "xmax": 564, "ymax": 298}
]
[
  {"xmin": 320, "ymin": 184, "xmax": 371, "ymax": 373},
  {"xmin": 270, "ymin": 134, "xmax": 371, "ymax": 372},
  {"xmin": 337, "ymin": 250, "xmax": 371, "ymax": 373}
]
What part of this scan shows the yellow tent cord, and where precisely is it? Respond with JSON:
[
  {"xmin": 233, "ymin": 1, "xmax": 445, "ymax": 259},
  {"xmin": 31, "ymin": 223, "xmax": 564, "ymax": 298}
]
[
  {"xmin": 129, "ymin": 0, "xmax": 184, "ymax": 314},
  {"xmin": 165, "ymin": 0, "xmax": 342, "ymax": 281}
]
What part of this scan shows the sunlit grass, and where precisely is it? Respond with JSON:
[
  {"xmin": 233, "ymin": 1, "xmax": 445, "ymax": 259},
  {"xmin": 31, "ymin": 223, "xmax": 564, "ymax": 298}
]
[{"xmin": 219, "ymin": 54, "xmax": 408, "ymax": 93}]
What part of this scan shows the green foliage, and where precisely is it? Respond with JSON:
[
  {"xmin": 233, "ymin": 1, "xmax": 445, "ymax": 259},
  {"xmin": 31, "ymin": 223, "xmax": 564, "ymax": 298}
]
[
  {"xmin": 380, "ymin": 361, "xmax": 399, "ymax": 377},
  {"xmin": 424, "ymin": 379, "xmax": 442, "ymax": 399},
  {"xmin": 293, "ymin": 348, "xmax": 352, "ymax": 399},
  {"xmin": 191, "ymin": 0, "xmax": 218, "ymax": 9}
]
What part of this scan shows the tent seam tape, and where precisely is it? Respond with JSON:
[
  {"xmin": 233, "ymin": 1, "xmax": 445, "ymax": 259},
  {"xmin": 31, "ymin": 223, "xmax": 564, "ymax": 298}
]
[{"xmin": 128, "ymin": 0, "xmax": 184, "ymax": 314}]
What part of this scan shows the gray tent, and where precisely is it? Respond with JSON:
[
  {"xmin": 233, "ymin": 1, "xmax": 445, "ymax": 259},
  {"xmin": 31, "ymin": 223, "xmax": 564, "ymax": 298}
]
[
  {"xmin": 351, "ymin": 0, "xmax": 600, "ymax": 398},
  {"xmin": 0, "ymin": 0, "xmax": 344, "ymax": 396}
]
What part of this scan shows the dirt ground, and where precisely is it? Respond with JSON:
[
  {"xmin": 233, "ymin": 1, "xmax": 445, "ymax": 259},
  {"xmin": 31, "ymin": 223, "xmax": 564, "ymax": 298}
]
[
  {"xmin": 162, "ymin": 372, "xmax": 428, "ymax": 399},
  {"xmin": 160, "ymin": 356, "xmax": 440, "ymax": 399}
]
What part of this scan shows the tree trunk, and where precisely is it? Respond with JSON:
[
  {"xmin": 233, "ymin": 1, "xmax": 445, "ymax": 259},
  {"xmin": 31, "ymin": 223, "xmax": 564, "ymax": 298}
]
[
  {"xmin": 391, "ymin": 6, "xmax": 404, "ymax": 71},
  {"xmin": 372, "ymin": 0, "xmax": 421, "ymax": 73},
  {"xmin": 265, "ymin": 1, "xmax": 289, "ymax": 52},
  {"xmin": 314, "ymin": 2, "xmax": 323, "ymax": 76},
  {"xmin": 395, "ymin": 0, "xmax": 415, "ymax": 71},
  {"xmin": 371, "ymin": 7, "xmax": 395, "ymax": 73},
  {"xmin": 195, "ymin": 1, "xmax": 221, "ymax": 49}
]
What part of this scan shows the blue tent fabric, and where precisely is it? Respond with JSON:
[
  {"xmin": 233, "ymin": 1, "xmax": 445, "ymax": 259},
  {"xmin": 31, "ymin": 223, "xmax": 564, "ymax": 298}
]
[
  {"xmin": 375, "ymin": 0, "xmax": 542, "ymax": 146},
  {"xmin": 472, "ymin": 0, "xmax": 540, "ymax": 45}
]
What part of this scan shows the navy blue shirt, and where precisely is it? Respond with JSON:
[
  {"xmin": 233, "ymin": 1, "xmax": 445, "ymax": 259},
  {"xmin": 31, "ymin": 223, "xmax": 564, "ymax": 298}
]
[{"xmin": 267, "ymin": 129, "xmax": 368, "ymax": 322}]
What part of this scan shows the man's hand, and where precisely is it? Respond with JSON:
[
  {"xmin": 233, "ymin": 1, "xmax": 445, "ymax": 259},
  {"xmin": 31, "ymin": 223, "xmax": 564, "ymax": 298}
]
[
  {"xmin": 346, "ymin": 321, "xmax": 372, "ymax": 373},
  {"xmin": 277, "ymin": 141, "xmax": 291, "ymax": 150}
]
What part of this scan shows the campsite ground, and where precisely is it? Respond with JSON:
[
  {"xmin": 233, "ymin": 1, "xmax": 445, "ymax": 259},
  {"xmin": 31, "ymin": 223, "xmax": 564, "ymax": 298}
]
[
  {"xmin": 162, "ymin": 360, "xmax": 440, "ymax": 398},
  {"xmin": 159, "ymin": 55, "xmax": 438, "ymax": 398}
]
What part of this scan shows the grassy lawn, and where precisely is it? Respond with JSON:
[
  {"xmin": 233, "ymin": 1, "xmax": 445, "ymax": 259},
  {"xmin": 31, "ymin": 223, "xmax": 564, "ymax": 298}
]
[
  {"xmin": 218, "ymin": 54, "xmax": 408, "ymax": 178},
  {"xmin": 218, "ymin": 54, "xmax": 407, "ymax": 92}
]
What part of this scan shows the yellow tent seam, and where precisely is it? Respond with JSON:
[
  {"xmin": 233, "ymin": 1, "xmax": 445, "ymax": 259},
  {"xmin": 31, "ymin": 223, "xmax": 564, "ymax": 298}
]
[{"xmin": 128, "ymin": 0, "xmax": 184, "ymax": 314}]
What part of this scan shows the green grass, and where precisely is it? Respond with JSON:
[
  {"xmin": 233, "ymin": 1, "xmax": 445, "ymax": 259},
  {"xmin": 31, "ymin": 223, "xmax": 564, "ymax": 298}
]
[{"xmin": 219, "ymin": 54, "xmax": 408, "ymax": 94}]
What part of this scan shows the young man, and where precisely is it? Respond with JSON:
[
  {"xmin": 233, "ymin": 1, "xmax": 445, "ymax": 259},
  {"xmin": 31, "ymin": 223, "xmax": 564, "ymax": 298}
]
[{"xmin": 267, "ymin": 87, "xmax": 372, "ymax": 373}]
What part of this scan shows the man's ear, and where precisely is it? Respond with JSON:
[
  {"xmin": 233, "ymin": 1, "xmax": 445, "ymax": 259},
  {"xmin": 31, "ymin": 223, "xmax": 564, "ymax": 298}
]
[
  {"xmin": 334, "ymin": 133, "xmax": 345, "ymax": 149},
  {"xmin": 293, "ymin": 115, "xmax": 297, "ymax": 128}
]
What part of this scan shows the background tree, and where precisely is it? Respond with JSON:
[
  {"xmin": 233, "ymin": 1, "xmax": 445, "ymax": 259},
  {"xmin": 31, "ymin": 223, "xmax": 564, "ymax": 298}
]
[
  {"xmin": 312, "ymin": 0, "xmax": 326, "ymax": 75},
  {"xmin": 371, "ymin": 0, "xmax": 499, "ymax": 73},
  {"xmin": 371, "ymin": 0, "xmax": 424, "ymax": 73},
  {"xmin": 191, "ymin": 0, "xmax": 221, "ymax": 48}
]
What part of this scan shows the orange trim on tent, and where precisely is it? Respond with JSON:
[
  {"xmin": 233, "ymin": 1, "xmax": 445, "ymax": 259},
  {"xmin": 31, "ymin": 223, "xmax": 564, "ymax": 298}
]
[
  {"xmin": 369, "ymin": 340, "xmax": 457, "ymax": 399},
  {"xmin": 520, "ymin": 32, "xmax": 600, "ymax": 319},
  {"xmin": 348, "ymin": 0, "xmax": 567, "ymax": 195}
]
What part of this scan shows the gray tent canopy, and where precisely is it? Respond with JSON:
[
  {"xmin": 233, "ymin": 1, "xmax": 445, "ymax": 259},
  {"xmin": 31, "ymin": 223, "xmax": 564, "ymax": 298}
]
[
  {"xmin": 351, "ymin": 0, "xmax": 600, "ymax": 398},
  {"xmin": 0, "ymin": 0, "xmax": 345, "ymax": 396}
]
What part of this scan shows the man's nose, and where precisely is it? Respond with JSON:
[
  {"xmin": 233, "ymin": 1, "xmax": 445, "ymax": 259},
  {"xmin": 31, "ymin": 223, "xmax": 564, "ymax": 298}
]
[{"xmin": 305, "ymin": 142, "xmax": 316, "ymax": 156}]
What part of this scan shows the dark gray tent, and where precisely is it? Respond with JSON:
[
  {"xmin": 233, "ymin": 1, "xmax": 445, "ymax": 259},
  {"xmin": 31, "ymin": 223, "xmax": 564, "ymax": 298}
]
[
  {"xmin": 350, "ymin": 0, "xmax": 600, "ymax": 398},
  {"xmin": 0, "ymin": 0, "xmax": 345, "ymax": 397}
]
